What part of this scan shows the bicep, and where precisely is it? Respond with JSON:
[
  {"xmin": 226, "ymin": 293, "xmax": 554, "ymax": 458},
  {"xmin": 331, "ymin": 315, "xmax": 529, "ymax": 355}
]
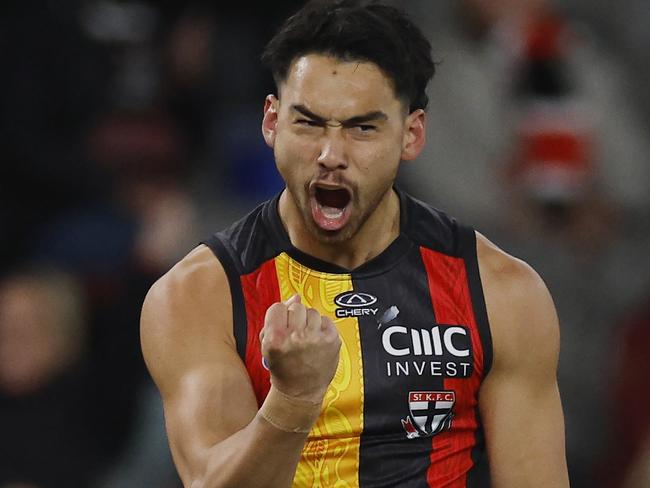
[
  {"xmin": 140, "ymin": 247, "xmax": 259, "ymax": 483},
  {"xmin": 479, "ymin": 247, "xmax": 569, "ymax": 487},
  {"xmin": 480, "ymin": 356, "xmax": 566, "ymax": 487},
  {"xmin": 162, "ymin": 349, "xmax": 259, "ymax": 483}
]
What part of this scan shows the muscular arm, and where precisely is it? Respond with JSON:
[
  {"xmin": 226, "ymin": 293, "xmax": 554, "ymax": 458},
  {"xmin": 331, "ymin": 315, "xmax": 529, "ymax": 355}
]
[
  {"xmin": 477, "ymin": 233, "xmax": 570, "ymax": 487},
  {"xmin": 141, "ymin": 246, "xmax": 319, "ymax": 488}
]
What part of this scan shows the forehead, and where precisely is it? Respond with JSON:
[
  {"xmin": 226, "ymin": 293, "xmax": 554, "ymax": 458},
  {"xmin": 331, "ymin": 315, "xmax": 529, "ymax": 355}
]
[{"xmin": 279, "ymin": 54, "xmax": 404, "ymax": 118}]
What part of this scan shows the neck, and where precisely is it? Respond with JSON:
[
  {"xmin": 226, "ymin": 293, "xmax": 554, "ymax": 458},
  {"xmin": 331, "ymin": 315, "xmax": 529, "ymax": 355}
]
[{"xmin": 279, "ymin": 188, "xmax": 401, "ymax": 270}]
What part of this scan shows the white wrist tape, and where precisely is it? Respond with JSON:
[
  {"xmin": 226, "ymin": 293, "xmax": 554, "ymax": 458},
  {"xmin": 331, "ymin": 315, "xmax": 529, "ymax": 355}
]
[{"xmin": 258, "ymin": 387, "xmax": 323, "ymax": 434}]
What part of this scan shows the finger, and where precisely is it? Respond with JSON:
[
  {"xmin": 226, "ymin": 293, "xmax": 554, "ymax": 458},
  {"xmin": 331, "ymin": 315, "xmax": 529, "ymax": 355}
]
[
  {"xmin": 322, "ymin": 317, "xmax": 340, "ymax": 342},
  {"xmin": 326, "ymin": 324, "xmax": 342, "ymax": 347},
  {"xmin": 321, "ymin": 315, "xmax": 335, "ymax": 332},
  {"xmin": 287, "ymin": 301, "xmax": 307, "ymax": 333},
  {"xmin": 305, "ymin": 308, "xmax": 321, "ymax": 334},
  {"xmin": 262, "ymin": 303, "xmax": 289, "ymax": 351},
  {"xmin": 264, "ymin": 302, "xmax": 289, "ymax": 331},
  {"xmin": 284, "ymin": 294, "xmax": 301, "ymax": 306}
]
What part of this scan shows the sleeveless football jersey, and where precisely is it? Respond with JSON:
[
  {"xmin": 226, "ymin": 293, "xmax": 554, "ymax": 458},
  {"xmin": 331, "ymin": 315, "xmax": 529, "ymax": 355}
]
[{"xmin": 203, "ymin": 188, "xmax": 493, "ymax": 488}]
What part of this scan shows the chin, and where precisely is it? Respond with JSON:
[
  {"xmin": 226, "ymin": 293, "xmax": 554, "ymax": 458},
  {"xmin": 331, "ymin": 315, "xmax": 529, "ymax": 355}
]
[{"xmin": 313, "ymin": 227, "xmax": 354, "ymax": 245}]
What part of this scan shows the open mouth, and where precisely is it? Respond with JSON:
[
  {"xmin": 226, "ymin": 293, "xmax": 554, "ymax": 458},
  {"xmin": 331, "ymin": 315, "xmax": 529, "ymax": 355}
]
[{"xmin": 311, "ymin": 185, "xmax": 352, "ymax": 231}]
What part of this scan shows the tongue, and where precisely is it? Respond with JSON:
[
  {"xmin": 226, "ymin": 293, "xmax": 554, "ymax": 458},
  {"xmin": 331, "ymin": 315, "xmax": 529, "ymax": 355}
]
[{"xmin": 312, "ymin": 203, "xmax": 349, "ymax": 231}]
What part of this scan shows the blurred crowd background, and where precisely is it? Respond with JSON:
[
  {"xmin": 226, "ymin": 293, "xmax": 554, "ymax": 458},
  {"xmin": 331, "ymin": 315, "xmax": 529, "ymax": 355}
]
[{"xmin": 0, "ymin": 1, "xmax": 648, "ymax": 487}]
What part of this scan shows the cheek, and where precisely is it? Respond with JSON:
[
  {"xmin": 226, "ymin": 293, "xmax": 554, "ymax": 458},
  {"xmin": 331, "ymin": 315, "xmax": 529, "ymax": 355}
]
[
  {"xmin": 273, "ymin": 133, "xmax": 318, "ymax": 186},
  {"xmin": 353, "ymin": 141, "xmax": 402, "ymax": 176}
]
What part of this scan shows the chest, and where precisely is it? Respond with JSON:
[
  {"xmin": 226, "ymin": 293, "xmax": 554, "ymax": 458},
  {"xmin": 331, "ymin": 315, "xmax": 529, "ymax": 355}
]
[{"xmin": 241, "ymin": 248, "xmax": 486, "ymax": 441}]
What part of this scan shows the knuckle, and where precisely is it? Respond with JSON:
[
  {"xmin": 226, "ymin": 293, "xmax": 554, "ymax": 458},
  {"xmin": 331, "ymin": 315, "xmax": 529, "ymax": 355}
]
[
  {"xmin": 287, "ymin": 302, "xmax": 305, "ymax": 313},
  {"xmin": 264, "ymin": 303, "xmax": 288, "ymax": 327},
  {"xmin": 261, "ymin": 328, "xmax": 272, "ymax": 342},
  {"xmin": 267, "ymin": 302, "xmax": 286, "ymax": 314},
  {"xmin": 289, "ymin": 330, "xmax": 303, "ymax": 343},
  {"xmin": 261, "ymin": 336, "xmax": 276, "ymax": 351}
]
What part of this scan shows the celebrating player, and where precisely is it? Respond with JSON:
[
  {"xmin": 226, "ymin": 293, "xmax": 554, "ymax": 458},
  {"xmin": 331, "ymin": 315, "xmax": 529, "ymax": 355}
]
[{"xmin": 141, "ymin": 1, "xmax": 570, "ymax": 486}]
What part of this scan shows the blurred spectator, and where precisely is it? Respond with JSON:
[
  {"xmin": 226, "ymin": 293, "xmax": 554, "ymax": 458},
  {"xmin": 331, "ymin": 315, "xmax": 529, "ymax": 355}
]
[
  {"xmin": 0, "ymin": 0, "xmax": 111, "ymax": 268},
  {"xmin": 563, "ymin": 0, "xmax": 650, "ymax": 122},
  {"xmin": 0, "ymin": 268, "xmax": 96, "ymax": 488},
  {"xmin": 601, "ymin": 298, "xmax": 650, "ymax": 488},
  {"xmin": 86, "ymin": 108, "xmax": 199, "ymax": 273},
  {"xmin": 162, "ymin": 4, "xmax": 218, "ymax": 158},
  {"xmin": 398, "ymin": 0, "xmax": 650, "ymax": 229},
  {"xmin": 501, "ymin": 6, "xmax": 620, "ymax": 257},
  {"xmin": 30, "ymin": 107, "xmax": 202, "ymax": 473}
]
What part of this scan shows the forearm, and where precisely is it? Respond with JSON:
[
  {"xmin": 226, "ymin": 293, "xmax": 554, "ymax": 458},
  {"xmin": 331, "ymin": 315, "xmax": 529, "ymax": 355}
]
[
  {"xmin": 191, "ymin": 387, "xmax": 321, "ymax": 488},
  {"xmin": 196, "ymin": 420, "xmax": 305, "ymax": 488}
]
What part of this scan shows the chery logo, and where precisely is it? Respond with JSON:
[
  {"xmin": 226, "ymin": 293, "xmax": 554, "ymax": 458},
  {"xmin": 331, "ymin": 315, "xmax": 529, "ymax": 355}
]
[
  {"xmin": 334, "ymin": 292, "xmax": 377, "ymax": 308},
  {"xmin": 334, "ymin": 292, "xmax": 378, "ymax": 318}
]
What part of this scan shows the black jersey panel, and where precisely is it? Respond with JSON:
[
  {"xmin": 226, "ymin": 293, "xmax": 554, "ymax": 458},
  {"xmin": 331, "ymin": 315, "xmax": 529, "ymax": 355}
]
[
  {"xmin": 201, "ymin": 235, "xmax": 248, "ymax": 360},
  {"xmin": 466, "ymin": 412, "xmax": 491, "ymax": 488},
  {"xmin": 211, "ymin": 196, "xmax": 286, "ymax": 274},
  {"xmin": 400, "ymin": 189, "xmax": 461, "ymax": 257},
  {"xmin": 354, "ymin": 247, "xmax": 439, "ymax": 488}
]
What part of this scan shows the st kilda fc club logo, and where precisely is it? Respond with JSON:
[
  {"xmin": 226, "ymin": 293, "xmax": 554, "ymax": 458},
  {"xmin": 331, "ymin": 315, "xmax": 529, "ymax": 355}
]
[{"xmin": 401, "ymin": 391, "xmax": 455, "ymax": 439}]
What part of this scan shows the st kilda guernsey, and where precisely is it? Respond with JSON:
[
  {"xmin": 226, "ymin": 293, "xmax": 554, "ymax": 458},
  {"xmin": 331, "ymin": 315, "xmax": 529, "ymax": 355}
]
[{"xmin": 203, "ymin": 187, "xmax": 493, "ymax": 487}]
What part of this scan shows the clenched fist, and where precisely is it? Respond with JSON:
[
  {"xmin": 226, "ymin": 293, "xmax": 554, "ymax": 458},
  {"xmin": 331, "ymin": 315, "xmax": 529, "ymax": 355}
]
[{"xmin": 260, "ymin": 295, "xmax": 341, "ymax": 404}]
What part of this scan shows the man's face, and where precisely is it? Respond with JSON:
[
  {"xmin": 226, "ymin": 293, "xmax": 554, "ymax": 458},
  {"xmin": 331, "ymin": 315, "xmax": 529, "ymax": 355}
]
[{"xmin": 263, "ymin": 54, "xmax": 422, "ymax": 244}]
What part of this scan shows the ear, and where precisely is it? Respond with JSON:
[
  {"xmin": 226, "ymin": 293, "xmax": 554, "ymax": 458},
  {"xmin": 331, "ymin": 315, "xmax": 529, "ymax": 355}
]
[
  {"xmin": 262, "ymin": 94, "xmax": 280, "ymax": 148},
  {"xmin": 400, "ymin": 109, "xmax": 426, "ymax": 161}
]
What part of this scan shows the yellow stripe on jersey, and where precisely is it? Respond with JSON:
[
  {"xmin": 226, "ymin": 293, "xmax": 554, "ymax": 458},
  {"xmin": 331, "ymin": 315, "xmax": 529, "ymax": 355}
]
[{"xmin": 273, "ymin": 252, "xmax": 364, "ymax": 488}]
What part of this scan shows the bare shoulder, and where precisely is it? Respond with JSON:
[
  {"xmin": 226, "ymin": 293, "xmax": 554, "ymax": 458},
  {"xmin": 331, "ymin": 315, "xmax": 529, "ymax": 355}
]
[
  {"xmin": 141, "ymin": 244, "xmax": 232, "ymax": 346},
  {"xmin": 141, "ymin": 244, "xmax": 235, "ymax": 393},
  {"xmin": 475, "ymin": 232, "xmax": 559, "ymax": 373},
  {"xmin": 474, "ymin": 235, "xmax": 569, "ymax": 486}
]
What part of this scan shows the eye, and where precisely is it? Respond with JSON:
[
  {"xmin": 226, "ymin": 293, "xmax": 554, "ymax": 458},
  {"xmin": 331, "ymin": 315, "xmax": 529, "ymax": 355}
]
[
  {"xmin": 355, "ymin": 124, "xmax": 376, "ymax": 133},
  {"xmin": 296, "ymin": 119, "xmax": 321, "ymax": 127}
]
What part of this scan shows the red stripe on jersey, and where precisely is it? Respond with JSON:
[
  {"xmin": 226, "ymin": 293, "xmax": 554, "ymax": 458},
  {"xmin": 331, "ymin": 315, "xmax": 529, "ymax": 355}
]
[
  {"xmin": 240, "ymin": 258, "xmax": 281, "ymax": 407},
  {"xmin": 420, "ymin": 247, "xmax": 485, "ymax": 488}
]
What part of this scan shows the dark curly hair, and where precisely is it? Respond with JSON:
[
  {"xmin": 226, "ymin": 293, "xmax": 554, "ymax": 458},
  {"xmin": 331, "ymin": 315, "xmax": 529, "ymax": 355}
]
[{"xmin": 261, "ymin": 0, "xmax": 435, "ymax": 112}]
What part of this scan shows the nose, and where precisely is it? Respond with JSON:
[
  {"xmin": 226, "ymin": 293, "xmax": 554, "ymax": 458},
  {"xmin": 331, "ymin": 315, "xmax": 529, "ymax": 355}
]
[{"xmin": 317, "ymin": 130, "xmax": 348, "ymax": 171}]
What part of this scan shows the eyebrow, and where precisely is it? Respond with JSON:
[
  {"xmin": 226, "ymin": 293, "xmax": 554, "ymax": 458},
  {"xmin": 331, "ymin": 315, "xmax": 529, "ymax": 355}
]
[{"xmin": 291, "ymin": 104, "xmax": 388, "ymax": 126}]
